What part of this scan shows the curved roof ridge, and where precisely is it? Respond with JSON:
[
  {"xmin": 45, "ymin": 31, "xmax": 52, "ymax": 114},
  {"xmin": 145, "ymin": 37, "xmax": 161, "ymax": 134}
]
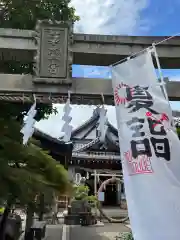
[
  {"xmin": 105, "ymin": 131, "xmax": 119, "ymax": 149},
  {"xmin": 71, "ymin": 106, "xmax": 100, "ymax": 137},
  {"xmin": 107, "ymin": 121, "xmax": 118, "ymax": 136},
  {"xmin": 34, "ymin": 128, "xmax": 63, "ymax": 144},
  {"xmin": 73, "ymin": 137, "xmax": 100, "ymax": 153}
]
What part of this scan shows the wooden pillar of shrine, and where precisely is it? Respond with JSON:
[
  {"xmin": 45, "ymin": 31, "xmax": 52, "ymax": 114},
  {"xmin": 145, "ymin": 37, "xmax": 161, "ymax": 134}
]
[{"xmin": 116, "ymin": 181, "xmax": 121, "ymax": 205}]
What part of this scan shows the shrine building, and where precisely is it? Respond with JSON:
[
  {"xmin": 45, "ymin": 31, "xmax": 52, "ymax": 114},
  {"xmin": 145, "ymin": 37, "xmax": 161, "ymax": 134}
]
[{"xmin": 34, "ymin": 106, "xmax": 125, "ymax": 206}]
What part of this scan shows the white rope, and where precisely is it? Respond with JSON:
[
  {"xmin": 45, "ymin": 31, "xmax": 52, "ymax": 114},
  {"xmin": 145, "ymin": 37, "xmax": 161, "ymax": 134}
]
[{"xmin": 111, "ymin": 32, "xmax": 180, "ymax": 67}]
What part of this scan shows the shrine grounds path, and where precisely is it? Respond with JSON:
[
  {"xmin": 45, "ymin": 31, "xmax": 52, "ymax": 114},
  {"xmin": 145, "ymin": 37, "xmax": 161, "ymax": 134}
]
[
  {"xmin": 19, "ymin": 207, "xmax": 129, "ymax": 240},
  {"xmin": 69, "ymin": 223, "xmax": 130, "ymax": 240},
  {"xmin": 43, "ymin": 222, "xmax": 130, "ymax": 240}
]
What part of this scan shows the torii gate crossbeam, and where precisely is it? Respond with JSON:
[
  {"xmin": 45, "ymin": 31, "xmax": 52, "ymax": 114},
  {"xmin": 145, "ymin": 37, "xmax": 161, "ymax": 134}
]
[{"xmin": 0, "ymin": 20, "xmax": 179, "ymax": 104}]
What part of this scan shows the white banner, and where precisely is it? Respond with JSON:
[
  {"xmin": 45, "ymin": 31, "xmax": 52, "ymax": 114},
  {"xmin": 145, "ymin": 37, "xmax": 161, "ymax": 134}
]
[{"xmin": 112, "ymin": 49, "xmax": 180, "ymax": 240}]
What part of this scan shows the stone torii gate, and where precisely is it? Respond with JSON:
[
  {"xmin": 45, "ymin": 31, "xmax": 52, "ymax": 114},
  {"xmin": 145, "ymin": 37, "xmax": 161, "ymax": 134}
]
[{"xmin": 0, "ymin": 20, "xmax": 180, "ymax": 105}]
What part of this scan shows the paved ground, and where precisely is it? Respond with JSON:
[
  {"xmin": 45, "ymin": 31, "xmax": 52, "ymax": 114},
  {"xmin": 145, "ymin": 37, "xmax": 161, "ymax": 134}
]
[
  {"xmin": 19, "ymin": 223, "xmax": 130, "ymax": 240},
  {"xmin": 46, "ymin": 225, "xmax": 63, "ymax": 240},
  {"xmin": 97, "ymin": 207, "xmax": 128, "ymax": 219},
  {"xmin": 69, "ymin": 223, "xmax": 130, "ymax": 240},
  {"xmin": 19, "ymin": 225, "xmax": 64, "ymax": 240},
  {"xmin": 17, "ymin": 207, "xmax": 128, "ymax": 230},
  {"xmin": 17, "ymin": 207, "xmax": 129, "ymax": 240},
  {"xmin": 58, "ymin": 207, "xmax": 128, "ymax": 219}
]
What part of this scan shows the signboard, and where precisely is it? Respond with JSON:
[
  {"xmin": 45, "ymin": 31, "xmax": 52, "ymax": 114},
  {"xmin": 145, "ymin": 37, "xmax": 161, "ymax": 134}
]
[{"xmin": 40, "ymin": 27, "xmax": 68, "ymax": 78}]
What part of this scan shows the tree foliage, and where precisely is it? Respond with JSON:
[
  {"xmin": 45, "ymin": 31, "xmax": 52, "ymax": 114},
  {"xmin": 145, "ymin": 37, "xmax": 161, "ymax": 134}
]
[
  {"xmin": 0, "ymin": 0, "xmax": 79, "ymax": 118},
  {"xmin": 0, "ymin": 1, "xmax": 76, "ymax": 238},
  {"xmin": 73, "ymin": 185, "xmax": 97, "ymax": 208},
  {"xmin": 0, "ymin": 0, "xmax": 79, "ymax": 29},
  {"xmin": 0, "ymin": 0, "xmax": 79, "ymax": 76},
  {"xmin": 0, "ymin": 0, "xmax": 76, "ymax": 207},
  {"xmin": 176, "ymin": 126, "xmax": 180, "ymax": 138},
  {"xmin": 0, "ymin": 113, "xmax": 71, "ymax": 239},
  {"xmin": 119, "ymin": 232, "xmax": 134, "ymax": 240},
  {"xmin": 0, "ymin": 0, "xmax": 76, "ymax": 209},
  {"xmin": 0, "ymin": 102, "xmax": 57, "ymax": 122},
  {"xmin": 0, "ymin": 114, "xmax": 70, "ymax": 206}
]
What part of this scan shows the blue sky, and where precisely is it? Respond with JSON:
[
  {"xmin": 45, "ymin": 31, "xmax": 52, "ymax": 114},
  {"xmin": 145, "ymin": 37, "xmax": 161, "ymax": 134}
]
[
  {"xmin": 72, "ymin": 66, "xmax": 180, "ymax": 110},
  {"xmin": 72, "ymin": 66, "xmax": 180, "ymax": 80},
  {"xmin": 37, "ymin": 0, "xmax": 180, "ymax": 136},
  {"xmin": 70, "ymin": 0, "xmax": 180, "ymax": 110},
  {"xmin": 141, "ymin": 0, "xmax": 180, "ymax": 36}
]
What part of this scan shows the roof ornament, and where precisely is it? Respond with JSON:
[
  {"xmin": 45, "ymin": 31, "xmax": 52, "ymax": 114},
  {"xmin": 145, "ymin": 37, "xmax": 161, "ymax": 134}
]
[
  {"xmin": 97, "ymin": 93, "xmax": 108, "ymax": 143},
  {"xmin": 20, "ymin": 93, "xmax": 37, "ymax": 145},
  {"xmin": 61, "ymin": 90, "xmax": 73, "ymax": 142}
]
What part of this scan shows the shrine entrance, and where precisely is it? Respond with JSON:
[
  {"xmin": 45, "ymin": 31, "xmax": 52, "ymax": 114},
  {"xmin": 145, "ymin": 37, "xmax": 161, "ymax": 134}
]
[
  {"xmin": 86, "ymin": 177, "xmax": 118, "ymax": 206},
  {"xmin": 72, "ymin": 168, "xmax": 124, "ymax": 206},
  {"xmin": 97, "ymin": 177, "xmax": 124, "ymax": 207},
  {"xmin": 103, "ymin": 182, "xmax": 117, "ymax": 206},
  {"xmin": 85, "ymin": 174, "xmax": 122, "ymax": 206}
]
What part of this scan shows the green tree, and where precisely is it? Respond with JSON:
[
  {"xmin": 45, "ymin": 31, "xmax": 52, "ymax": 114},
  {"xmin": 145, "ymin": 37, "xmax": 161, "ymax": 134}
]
[
  {"xmin": 0, "ymin": 1, "xmax": 78, "ymax": 238},
  {"xmin": 73, "ymin": 185, "xmax": 97, "ymax": 208},
  {"xmin": 0, "ymin": 0, "xmax": 79, "ymax": 29},
  {"xmin": 0, "ymin": 116, "xmax": 71, "ymax": 239},
  {"xmin": 0, "ymin": 0, "xmax": 79, "ymax": 117},
  {"xmin": 0, "ymin": 0, "xmax": 79, "ymax": 75}
]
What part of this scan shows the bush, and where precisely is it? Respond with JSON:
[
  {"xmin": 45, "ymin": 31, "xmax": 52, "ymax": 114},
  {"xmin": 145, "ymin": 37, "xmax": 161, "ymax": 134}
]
[
  {"xmin": 119, "ymin": 232, "xmax": 134, "ymax": 240},
  {"xmin": 73, "ymin": 185, "xmax": 97, "ymax": 208}
]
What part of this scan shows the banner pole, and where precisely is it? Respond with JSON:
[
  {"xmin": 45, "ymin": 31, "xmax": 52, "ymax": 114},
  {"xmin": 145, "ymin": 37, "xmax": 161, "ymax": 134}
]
[
  {"xmin": 151, "ymin": 44, "xmax": 168, "ymax": 100},
  {"xmin": 151, "ymin": 44, "xmax": 175, "ymax": 129}
]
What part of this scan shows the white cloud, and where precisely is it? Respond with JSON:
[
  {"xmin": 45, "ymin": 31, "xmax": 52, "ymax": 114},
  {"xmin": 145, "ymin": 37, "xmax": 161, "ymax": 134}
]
[
  {"xmin": 36, "ymin": 0, "xmax": 151, "ymax": 136},
  {"xmin": 71, "ymin": 0, "xmax": 149, "ymax": 35}
]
